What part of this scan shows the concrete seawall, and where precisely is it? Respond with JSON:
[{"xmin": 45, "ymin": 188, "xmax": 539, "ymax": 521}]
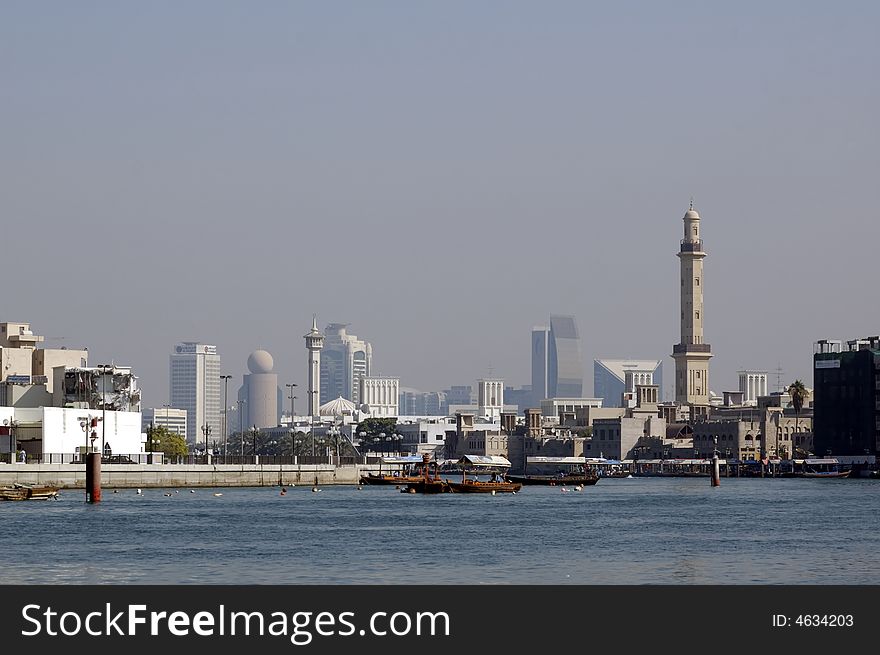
[{"xmin": 0, "ymin": 463, "xmax": 383, "ymax": 489}]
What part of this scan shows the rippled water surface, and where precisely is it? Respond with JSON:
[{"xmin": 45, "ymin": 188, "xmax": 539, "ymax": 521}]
[{"xmin": 4, "ymin": 477, "xmax": 879, "ymax": 584}]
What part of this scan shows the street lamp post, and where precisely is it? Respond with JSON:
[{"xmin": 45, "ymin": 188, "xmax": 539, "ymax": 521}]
[
  {"xmin": 221, "ymin": 375, "xmax": 232, "ymax": 461},
  {"xmin": 98, "ymin": 364, "xmax": 112, "ymax": 457},
  {"xmin": 201, "ymin": 423, "xmax": 212, "ymax": 459},
  {"xmin": 327, "ymin": 425, "xmax": 340, "ymax": 466},
  {"xmin": 286, "ymin": 383, "xmax": 298, "ymax": 427}
]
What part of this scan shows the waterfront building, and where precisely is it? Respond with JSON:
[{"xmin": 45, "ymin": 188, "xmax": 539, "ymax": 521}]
[
  {"xmin": 0, "ymin": 321, "xmax": 88, "ymax": 393},
  {"xmin": 360, "ymin": 376, "xmax": 399, "ymax": 417},
  {"xmin": 142, "ymin": 407, "xmax": 187, "ymax": 438},
  {"xmin": 320, "ymin": 323, "xmax": 372, "ymax": 405},
  {"xmin": 813, "ymin": 337, "xmax": 880, "ymax": 456},
  {"xmin": 304, "ymin": 316, "xmax": 324, "ymax": 416},
  {"xmin": 594, "ymin": 359, "xmax": 663, "ymax": 408},
  {"xmin": 53, "ymin": 365, "xmax": 141, "ymax": 412},
  {"xmin": 169, "ymin": 342, "xmax": 221, "ymax": 447},
  {"xmin": 531, "ymin": 315, "xmax": 584, "ymax": 406},
  {"xmin": 672, "ymin": 202, "xmax": 712, "ymax": 416},
  {"xmin": 0, "ymin": 405, "xmax": 144, "ymax": 458},
  {"xmin": 588, "ymin": 385, "xmax": 666, "ymax": 460},
  {"xmin": 240, "ymin": 349, "xmax": 280, "ymax": 429},
  {"xmin": 738, "ymin": 370, "xmax": 768, "ymax": 406}
]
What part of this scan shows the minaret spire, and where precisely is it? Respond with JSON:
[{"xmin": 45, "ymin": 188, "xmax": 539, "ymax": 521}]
[
  {"xmin": 304, "ymin": 315, "xmax": 325, "ymax": 416},
  {"xmin": 672, "ymin": 204, "xmax": 712, "ymax": 417}
]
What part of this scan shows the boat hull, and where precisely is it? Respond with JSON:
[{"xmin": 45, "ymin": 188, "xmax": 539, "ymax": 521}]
[
  {"xmin": 447, "ymin": 481, "xmax": 522, "ymax": 493},
  {"xmin": 506, "ymin": 474, "xmax": 598, "ymax": 486},
  {"xmin": 359, "ymin": 474, "xmax": 424, "ymax": 486},
  {"xmin": 401, "ymin": 480, "xmax": 452, "ymax": 494},
  {"xmin": 0, "ymin": 484, "xmax": 59, "ymax": 501}
]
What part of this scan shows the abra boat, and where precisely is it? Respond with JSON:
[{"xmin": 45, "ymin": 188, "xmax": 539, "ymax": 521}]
[
  {"xmin": 0, "ymin": 483, "xmax": 60, "ymax": 501},
  {"xmin": 401, "ymin": 455, "xmax": 453, "ymax": 494},
  {"xmin": 446, "ymin": 455, "xmax": 522, "ymax": 494},
  {"xmin": 360, "ymin": 455, "xmax": 427, "ymax": 485},
  {"xmin": 506, "ymin": 456, "xmax": 601, "ymax": 486}
]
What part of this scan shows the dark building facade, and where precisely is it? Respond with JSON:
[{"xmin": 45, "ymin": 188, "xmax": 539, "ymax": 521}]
[{"xmin": 813, "ymin": 337, "xmax": 880, "ymax": 456}]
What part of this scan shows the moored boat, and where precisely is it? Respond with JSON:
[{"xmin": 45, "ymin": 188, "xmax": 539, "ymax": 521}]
[
  {"xmin": 446, "ymin": 455, "xmax": 521, "ymax": 494},
  {"xmin": 506, "ymin": 473, "xmax": 598, "ymax": 486},
  {"xmin": 0, "ymin": 483, "xmax": 60, "ymax": 501},
  {"xmin": 400, "ymin": 455, "xmax": 453, "ymax": 494},
  {"xmin": 360, "ymin": 455, "xmax": 427, "ymax": 485}
]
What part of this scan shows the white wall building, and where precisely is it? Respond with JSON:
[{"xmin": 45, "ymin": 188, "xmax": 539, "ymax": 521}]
[
  {"xmin": 360, "ymin": 376, "xmax": 399, "ymax": 417},
  {"xmin": 1, "ymin": 406, "xmax": 144, "ymax": 457},
  {"xmin": 477, "ymin": 379, "xmax": 504, "ymax": 421},
  {"xmin": 738, "ymin": 370, "xmax": 768, "ymax": 406},
  {"xmin": 170, "ymin": 342, "xmax": 220, "ymax": 447}
]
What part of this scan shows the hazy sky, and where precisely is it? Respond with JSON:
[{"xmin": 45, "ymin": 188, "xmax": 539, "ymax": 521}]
[{"xmin": 2, "ymin": 1, "xmax": 878, "ymax": 406}]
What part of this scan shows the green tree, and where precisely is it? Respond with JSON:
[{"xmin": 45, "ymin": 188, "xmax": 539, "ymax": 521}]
[
  {"xmin": 787, "ymin": 379, "xmax": 808, "ymax": 457},
  {"xmin": 356, "ymin": 417, "xmax": 398, "ymax": 438},
  {"xmin": 147, "ymin": 425, "xmax": 188, "ymax": 458}
]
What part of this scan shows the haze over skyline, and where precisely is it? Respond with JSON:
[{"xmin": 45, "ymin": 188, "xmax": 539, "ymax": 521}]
[{"xmin": 3, "ymin": 2, "xmax": 878, "ymax": 408}]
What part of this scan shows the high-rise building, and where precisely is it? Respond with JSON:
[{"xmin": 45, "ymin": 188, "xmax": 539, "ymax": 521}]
[
  {"xmin": 594, "ymin": 359, "xmax": 663, "ymax": 407},
  {"xmin": 170, "ymin": 342, "xmax": 221, "ymax": 448},
  {"xmin": 531, "ymin": 315, "xmax": 583, "ymax": 404},
  {"xmin": 320, "ymin": 323, "xmax": 372, "ymax": 405},
  {"xmin": 672, "ymin": 202, "xmax": 712, "ymax": 409},
  {"xmin": 813, "ymin": 337, "xmax": 880, "ymax": 456},
  {"xmin": 142, "ymin": 407, "xmax": 187, "ymax": 438}
]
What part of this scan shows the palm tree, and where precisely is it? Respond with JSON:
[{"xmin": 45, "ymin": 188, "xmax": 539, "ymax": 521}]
[{"xmin": 787, "ymin": 380, "xmax": 808, "ymax": 457}]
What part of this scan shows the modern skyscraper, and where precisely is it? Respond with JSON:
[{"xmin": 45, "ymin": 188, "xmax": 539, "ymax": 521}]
[
  {"xmin": 531, "ymin": 315, "xmax": 584, "ymax": 405},
  {"xmin": 672, "ymin": 202, "xmax": 712, "ymax": 408},
  {"xmin": 304, "ymin": 316, "xmax": 324, "ymax": 416},
  {"xmin": 530, "ymin": 326, "xmax": 548, "ymax": 407},
  {"xmin": 594, "ymin": 359, "xmax": 663, "ymax": 407},
  {"xmin": 320, "ymin": 323, "xmax": 372, "ymax": 405},
  {"xmin": 170, "ymin": 342, "xmax": 220, "ymax": 447}
]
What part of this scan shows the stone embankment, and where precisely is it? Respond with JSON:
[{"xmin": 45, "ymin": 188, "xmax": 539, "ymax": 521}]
[{"xmin": 0, "ymin": 463, "xmax": 382, "ymax": 488}]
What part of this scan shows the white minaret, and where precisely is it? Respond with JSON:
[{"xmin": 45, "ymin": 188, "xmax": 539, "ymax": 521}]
[
  {"xmin": 672, "ymin": 201, "xmax": 712, "ymax": 407},
  {"xmin": 304, "ymin": 315, "xmax": 324, "ymax": 416}
]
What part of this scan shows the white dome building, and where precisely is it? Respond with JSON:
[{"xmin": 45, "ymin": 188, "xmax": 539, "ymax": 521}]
[
  {"xmin": 319, "ymin": 396, "xmax": 357, "ymax": 418},
  {"xmin": 241, "ymin": 349, "xmax": 280, "ymax": 430}
]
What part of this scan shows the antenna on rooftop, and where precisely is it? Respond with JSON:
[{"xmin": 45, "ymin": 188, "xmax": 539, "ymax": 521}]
[{"xmin": 775, "ymin": 364, "xmax": 784, "ymax": 393}]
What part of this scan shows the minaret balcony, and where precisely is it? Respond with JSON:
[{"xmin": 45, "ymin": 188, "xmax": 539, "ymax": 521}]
[
  {"xmin": 679, "ymin": 239, "xmax": 704, "ymax": 253},
  {"xmin": 673, "ymin": 343, "xmax": 712, "ymax": 354}
]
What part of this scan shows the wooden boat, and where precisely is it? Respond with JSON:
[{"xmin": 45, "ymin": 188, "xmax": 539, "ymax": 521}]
[
  {"xmin": 447, "ymin": 478, "xmax": 522, "ymax": 493},
  {"xmin": 510, "ymin": 456, "xmax": 606, "ymax": 486},
  {"xmin": 0, "ymin": 483, "xmax": 60, "ymax": 501},
  {"xmin": 360, "ymin": 455, "xmax": 426, "ymax": 485},
  {"xmin": 506, "ymin": 473, "xmax": 598, "ymax": 486},
  {"xmin": 400, "ymin": 455, "xmax": 453, "ymax": 494},
  {"xmin": 801, "ymin": 470, "xmax": 851, "ymax": 479},
  {"xmin": 446, "ymin": 455, "xmax": 521, "ymax": 494},
  {"xmin": 360, "ymin": 473, "xmax": 425, "ymax": 485}
]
